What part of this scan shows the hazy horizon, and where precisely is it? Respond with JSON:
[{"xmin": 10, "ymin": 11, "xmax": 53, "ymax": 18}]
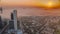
[
  {"xmin": 0, "ymin": 0, "xmax": 60, "ymax": 19},
  {"xmin": 0, "ymin": 7, "xmax": 60, "ymax": 19},
  {"xmin": 1, "ymin": 0, "xmax": 60, "ymax": 7}
]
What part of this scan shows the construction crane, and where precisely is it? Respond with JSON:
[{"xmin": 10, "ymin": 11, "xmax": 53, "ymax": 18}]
[{"xmin": 0, "ymin": 0, "xmax": 2, "ymax": 13}]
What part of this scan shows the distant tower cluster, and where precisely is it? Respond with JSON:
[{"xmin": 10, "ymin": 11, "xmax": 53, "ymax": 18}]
[
  {"xmin": 8, "ymin": 9, "xmax": 18, "ymax": 34},
  {"xmin": 0, "ymin": 16, "xmax": 3, "ymax": 29},
  {"xmin": 8, "ymin": 9, "xmax": 22, "ymax": 34},
  {"xmin": 0, "ymin": 9, "xmax": 22, "ymax": 34}
]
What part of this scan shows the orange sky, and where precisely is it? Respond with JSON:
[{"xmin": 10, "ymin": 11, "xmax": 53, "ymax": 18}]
[
  {"xmin": 1, "ymin": 0, "xmax": 60, "ymax": 8},
  {"xmin": 0, "ymin": 0, "xmax": 60, "ymax": 19}
]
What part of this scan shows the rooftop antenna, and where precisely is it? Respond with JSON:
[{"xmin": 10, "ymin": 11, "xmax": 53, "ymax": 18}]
[{"xmin": 0, "ymin": 0, "xmax": 3, "ymax": 13}]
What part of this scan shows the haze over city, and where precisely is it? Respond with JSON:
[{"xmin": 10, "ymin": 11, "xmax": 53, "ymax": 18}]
[
  {"xmin": 0, "ymin": 0, "xmax": 60, "ymax": 19},
  {"xmin": 0, "ymin": 0, "xmax": 60, "ymax": 34}
]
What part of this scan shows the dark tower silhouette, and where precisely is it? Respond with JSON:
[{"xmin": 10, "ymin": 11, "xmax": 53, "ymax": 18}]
[
  {"xmin": 0, "ymin": 16, "xmax": 3, "ymax": 29},
  {"xmin": 0, "ymin": 0, "xmax": 3, "ymax": 13},
  {"xmin": 0, "ymin": 16, "xmax": 2, "ymax": 21},
  {"xmin": 0, "ymin": 7, "xmax": 2, "ymax": 11},
  {"xmin": 9, "ymin": 12, "xmax": 14, "ymax": 29},
  {"xmin": 0, "ymin": 7, "xmax": 3, "ymax": 13},
  {"xmin": 11, "ymin": 13, "xmax": 14, "ymax": 20}
]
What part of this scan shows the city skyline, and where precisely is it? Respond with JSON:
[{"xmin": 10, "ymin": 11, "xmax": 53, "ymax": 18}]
[
  {"xmin": 0, "ymin": 0, "xmax": 60, "ymax": 34},
  {"xmin": 0, "ymin": 0, "xmax": 60, "ymax": 19},
  {"xmin": 0, "ymin": 8, "xmax": 60, "ymax": 19}
]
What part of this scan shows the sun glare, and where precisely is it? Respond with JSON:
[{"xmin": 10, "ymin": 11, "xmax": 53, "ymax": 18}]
[
  {"xmin": 45, "ymin": 1, "xmax": 60, "ymax": 8},
  {"xmin": 1, "ymin": 0, "xmax": 60, "ymax": 8},
  {"xmin": 48, "ymin": 2, "xmax": 53, "ymax": 7}
]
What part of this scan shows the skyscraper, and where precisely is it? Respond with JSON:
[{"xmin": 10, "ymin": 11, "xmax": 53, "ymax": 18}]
[
  {"xmin": 13, "ymin": 10, "xmax": 23, "ymax": 34},
  {"xmin": 9, "ymin": 9, "xmax": 22, "ymax": 34},
  {"xmin": 8, "ymin": 10, "xmax": 18, "ymax": 34},
  {"xmin": 0, "ymin": 0, "xmax": 2, "ymax": 13},
  {"xmin": 13, "ymin": 9, "xmax": 17, "ymax": 31},
  {"xmin": 11, "ymin": 13, "xmax": 14, "ymax": 20},
  {"xmin": 0, "ymin": 7, "xmax": 2, "ymax": 13},
  {"xmin": 0, "ymin": 16, "xmax": 3, "ymax": 29}
]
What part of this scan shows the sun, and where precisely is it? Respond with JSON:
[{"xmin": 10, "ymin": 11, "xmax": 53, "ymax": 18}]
[
  {"xmin": 48, "ymin": 2, "xmax": 53, "ymax": 7},
  {"xmin": 44, "ymin": 0, "xmax": 60, "ymax": 9}
]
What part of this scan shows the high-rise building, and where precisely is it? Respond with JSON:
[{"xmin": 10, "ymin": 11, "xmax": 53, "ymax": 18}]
[
  {"xmin": 9, "ymin": 9, "xmax": 23, "ymax": 34},
  {"xmin": 9, "ymin": 10, "xmax": 18, "ymax": 34},
  {"xmin": 13, "ymin": 10, "xmax": 23, "ymax": 34},
  {"xmin": 0, "ymin": 16, "xmax": 3, "ymax": 29},
  {"xmin": 13, "ymin": 9, "xmax": 18, "ymax": 31},
  {"xmin": 9, "ymin": 20, "xmax": 14, "ymax": 29},
  {"xmin": 0, "ymin": 0, "xmax": 3, "ymax": 13},
  {"xmin": 0, "ymin": 8, "xmax": 2, "ymax": 11},
  {"xmin": 11, "ymin": 13, "xmax": 14, "ymax": 20},
  {"xmin": 10, "ymin": 10, "xmax": 17, "ymax": 30}
]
